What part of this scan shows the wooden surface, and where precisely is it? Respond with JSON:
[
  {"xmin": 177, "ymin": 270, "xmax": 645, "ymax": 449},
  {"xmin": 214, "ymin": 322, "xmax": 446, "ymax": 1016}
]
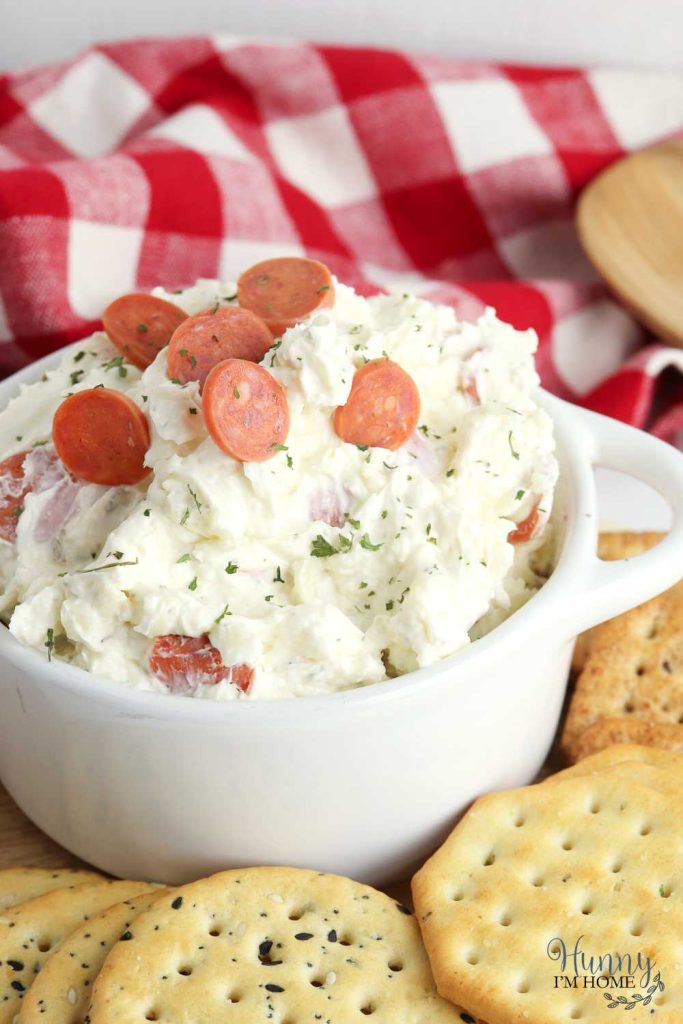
[
  {"xmin": 0, "ymin": 781, "xmax": 85, "ymax": 870},
  {"xmin": 577, "ymin": 138, "xmax": 683, "ymax": 348}
]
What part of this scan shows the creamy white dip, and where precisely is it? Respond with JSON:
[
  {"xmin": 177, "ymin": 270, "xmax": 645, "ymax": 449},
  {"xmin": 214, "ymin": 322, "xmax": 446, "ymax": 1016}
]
[{"xmin": 0, "ymin": 280, "xmax": 558, "ymax": 699}]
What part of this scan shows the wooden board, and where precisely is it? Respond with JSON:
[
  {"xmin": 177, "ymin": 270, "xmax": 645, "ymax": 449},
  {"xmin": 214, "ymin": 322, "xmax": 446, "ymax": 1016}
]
[{"xmin": 0, "ymin": 781, "xmax": 86, "ymax": 869}]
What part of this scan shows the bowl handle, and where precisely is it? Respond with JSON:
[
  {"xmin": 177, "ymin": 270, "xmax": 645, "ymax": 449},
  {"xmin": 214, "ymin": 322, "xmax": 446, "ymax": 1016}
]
[{"xmin": 558, "ymin": 401, "xmax": 683, "ymax": 635}]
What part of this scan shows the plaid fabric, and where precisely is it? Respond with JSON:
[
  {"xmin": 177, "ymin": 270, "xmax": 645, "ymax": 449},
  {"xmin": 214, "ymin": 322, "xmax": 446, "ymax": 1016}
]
[{"xmin": 1, "ymin": 37, "xmax": 682, "ymax": 441}]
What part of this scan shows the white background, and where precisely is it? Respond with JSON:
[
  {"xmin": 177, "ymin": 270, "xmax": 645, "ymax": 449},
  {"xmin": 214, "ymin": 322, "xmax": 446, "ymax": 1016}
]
[{"xmin": 2, "ymin": 0, "xmax": 683, "ymax": 71}]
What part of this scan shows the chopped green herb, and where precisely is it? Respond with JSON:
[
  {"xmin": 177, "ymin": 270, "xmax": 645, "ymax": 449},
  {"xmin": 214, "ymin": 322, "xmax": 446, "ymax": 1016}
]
[
  {"xmin": 380, "ymin": 510, "xmax": 388, "ymax": 519},
  {"xmin": 359, "ymin": 581, "xmax": 368, "ymax": 589},
  {"xmin": 32, "ymin": 439, "xmax": 48, "ymax": 447},
  {"xmin": 385, "ymin": 599, "xmax": 395, "ymax": 611},
  {"xmin": 210, "ymin": 302, "xmax": 219, "ymax": 314},
  {"xmin": 310, "ymin": 535, "xmax": 339, "ymax": 558},
  {"xmin": 268, "ymin": 338, "xmax": 283, "ymax": 366},
  {"xmin": 346, "ymin": 515, "xmax": 360, "ymax": 530},
  {"xmin": 69, "ymin": 369, "xmax": 84, "ymax": 386},
  {"xmin": 215, "ymin": 603, "xmax": 231, "ymax": 623},
  {"xmin": 12, "ymin": 505, "xmax": 23, "ymax": 520},
  {"xmin": 170, "ymin": 378, "xmax": 182, "ymax": 385},
  {"xmin": 45, "ymin": 628, "xmax": 54, "ymax": 662},
  {"xmin": 143, "ymin": 508, "xmax": 151, "ymax": 517},
  {"xmin": 264, "ymin": 594, "xmax": 274, "ymax": 602},
  {"xmin": 271, "ymin": 443, "xmax": 289, "ymax": 452},
  {"xmin": 176, "ymin": 553, "xmax": 191, "ymax": 564},
  {"xmin": 180, "ymin": 509, "xmax": 190, "ymax": 527},
  {"xmin": 317, "ymin": 284, "xmax": 331, "ymax": 294},
  {"xmin": 189, "ymin": 354, "xmax": 197, "ymax": 368},
  {"xmin": 103, "ymin": 355, "xmax": 128, "ymax": 378},
  {"xmin": 189, "ymin": 407, "xmax": 198, "ymax": 415},
  {"xmin": 360, "ymin": 534, "xmax": 382, "ymax": 552},
  {"xmin": 74, "ymin": 559, "xmax": 139, "ymax": 575},
  {"xmin": 109, "ymin": 551, "xmax": 124, "ymax": 560},
  {"xmin": 137, "ymin": 322, "xmax": 149, "ymax": 333},
  {"xmin": 337, "ymin": 534, "xmax": 353, "ymax": 553},
  {"xmin": 419, "ymin": 424, "xmax": 429, "ymax": 436},
  {"xmin": 142, "ymin": 395, "xmax": 148, "ymax": 402},
  {"xmin": 508, "ymin": 431, "xmax": 520, "ymax": 460},
  {"xmin": 427, "ymin": 536, "xmax": 438, "ymax": 545},
  {"xmin": 286, "ymin": 454, "xmax": 293, "ymax": 470},
  {"xmin": 446, "ymin": 468, "xmax": 455, "ymax": 478},
  {"xmin": 273, "ymin": 566, "xmax": 284, "ymax": 584},
  {"xmin": 179, "ymin": 347, "xmax": 189, "ymax": 358},
  {"xmin": 383, "ymin": 461, "xmax": 397, "ymax": 471},
  {"xmin": 15, "ymin": 435, "xmax": 22, "ymax": 443},
  {"xmin": 233, "ymin": 386, "xmax": 240, "ymax": 399},
  {"xmin": 225, "ymin": 561, "xmax": 238, "ymax": 574},
  {"xmin": 187, "ymin": 484, "xmax": 202, "ymax": 512},
  {"xmin": 73, "ymin": 350, "xmax": 86, "ymax": 362},
  {"xmin": 356, "ymin": 444, "xmax": 369, "ymax": 452},
  {"xmin": 188, "ymin": 576, "xmax": 198, "ymax": 591},
  {"xmin": 515, "ymin": 489, "xmax": 525, "ymax": 501}
]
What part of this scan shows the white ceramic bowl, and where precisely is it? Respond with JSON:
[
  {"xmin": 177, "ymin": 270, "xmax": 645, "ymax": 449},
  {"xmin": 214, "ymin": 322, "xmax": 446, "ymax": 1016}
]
[{"xmin": 0, "ymin": 350, "xmax": 682, "ymax": 885}]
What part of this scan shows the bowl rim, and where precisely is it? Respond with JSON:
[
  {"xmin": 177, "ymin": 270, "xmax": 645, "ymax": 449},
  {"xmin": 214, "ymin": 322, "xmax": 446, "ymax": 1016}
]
[{"xmin": 0, "ymin": 345, "xmax": 593, "ymax": 722}]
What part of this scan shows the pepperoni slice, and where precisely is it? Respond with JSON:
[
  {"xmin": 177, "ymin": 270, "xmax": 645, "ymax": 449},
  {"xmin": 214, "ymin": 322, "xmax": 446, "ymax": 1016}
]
[
  {"xmin": 53, "ymin": 388, "xmax": 151, "ymax": 486},
  {"xmin": 103, "ymin": 293, "xmax": 187, "ymax": 370},
  {"xmin": 167, "ymin": 306, "xmax": 273, "ymax": 390},
  {"xmin": 508, "ymin": 501, "xmax": 542, "ymax": 544},
  {"xmin": 149, "ymin": 634, "xmax": 253, "ymax": 694},
  {"xmin": 237, "ymin": 257, "xmax": 334, "ymax": 337},
  {"xmin": 0, "ymin": 451, "xmax": 33, "ymax": 542},
  {"xmin": 334, "ymin": 359, "xmax": 420, "ymax": 451},
  {"xmin": 203, "ymin": 359, "xmax": 290, "ymax": 463}
]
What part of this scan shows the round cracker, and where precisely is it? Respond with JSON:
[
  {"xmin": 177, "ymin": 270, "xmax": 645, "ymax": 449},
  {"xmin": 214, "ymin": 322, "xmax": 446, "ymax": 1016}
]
[
  {"xmin": 0, "ymin": 881, "xmax": 153, "ymax": 1024},
  {"xmin": 18, "ymin": 890, "xmax": 165, "ymax": 1024},
  {"xmin": 413, "ymin": 774, "xmax": 683, "ymax": 1023},
  {"xmin": 0, "ymin": 869, "xmax": 103, "ymax": 914},
  {"xmin": 89, "ymin": 867, "xmax": 460, "ymax": 1023}
]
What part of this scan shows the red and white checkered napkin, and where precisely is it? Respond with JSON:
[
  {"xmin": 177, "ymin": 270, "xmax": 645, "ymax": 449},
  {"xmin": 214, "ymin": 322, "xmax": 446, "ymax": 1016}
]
[{"xmin": 1, "ymin": 37, "xmax": 682, "ymax": 441}]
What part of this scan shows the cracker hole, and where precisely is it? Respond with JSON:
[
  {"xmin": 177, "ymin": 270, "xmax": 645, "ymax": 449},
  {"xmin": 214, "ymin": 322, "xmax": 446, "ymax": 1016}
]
[
  {"xmin": 360, "ymin": 1004, "xmax": 376, "ymax": 1015},
  {"xmin": 639, "ymin": 823, "xmax": 652, "ymax": 836},
  {"xmin": 339, "ymin": 935, "xmax": 353, "ymax": 946},
  {"xmin": 499, "ymin": 913, "xmax": 512, "ymax": 927},
  {"xmin": 548, "ymin": 941, "xmax": 562, "ymax": 957},
  {"xmin": 610, "ymin": 861, "xmax": 622, "ymax": 874},
  {"xmin": 561, "ymin": 838, "xmax": 574, "ymax": 851},
  {"xmin": 466, "ymin": 952, "xmax": 480, "ymax": 966},
  {"xmin": 629, "ymin": 923, "xmax": 644, "ymax": 937},
  {"xmin": 570, "ymin": 1009, "xmax": 582, "ymax": 1019},
  {"xmin": 624, "ymin": 701, "xmax": 635, "ymax": 713},
  {"xmin": 37, "ymin": 940, "xmax": 52, "ymax": 953},
  {"xmin": 310, "ymin": 977, "xmax": 324, "ymax": 989},
  {"xmin": 388, "ymin": 961, "xmax": 404, "ymax": 972},
  {"xmin": 517, "ymin": 980, "xmax": 530, "ymax": 994},
  {"xmin": 209, "ymin": 928, "xmax": 222, "ymax": 938},
  {"xmin": 513, "ymin": 813, "xmax": 526, "ymax": 828},
  {"xmin": 659, "ymin": 885, "xmax": 672, "ymax": 898},
  {"xmin": 227, "ymin": 993, "xmax": 241, "ymax": 1005},
  {"xmin": 177, "ymin": 966, "xmax": 193, "ymax": 977},
  {"xmin": 589, "ymin": 801, "xmax": 600, "ymax": 814},
  {"xmin": 145, "ymin": 1012, "xmax": 159, "ymax": 1021},
  {"xmin": 635, "ymin": 665, "xmax": 645, "ymax": 677},
  {"xmin": 581, "ymin": 903, "xmax": 594, "ymax": 916},
  {"xmin": 482, "ymin": 852, "xmax": 495, "ymax": 867},
  {"xmin": 452, "ymin": 890, "xmax": 465, "ymax": 902},
  {"xmin": 531, "ymin": 875, "xmax": 544, "ymax": 887},
  {"xmin": 288, "ymin": 910, "xmax": 304, "ymax": 921}
]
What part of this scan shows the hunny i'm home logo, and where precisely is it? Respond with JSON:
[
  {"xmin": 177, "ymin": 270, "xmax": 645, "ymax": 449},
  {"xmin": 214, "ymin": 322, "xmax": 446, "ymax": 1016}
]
[{"xmin": 547, "ymin": 935, "xmax": 666, "ymax": 1011}]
